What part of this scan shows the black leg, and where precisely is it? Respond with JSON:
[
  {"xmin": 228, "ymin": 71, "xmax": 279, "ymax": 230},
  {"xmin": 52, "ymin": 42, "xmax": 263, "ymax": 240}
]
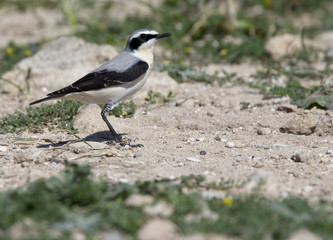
[{"xmin": 101, "ymin": 103, "xmax": 122, "ymax": 142}]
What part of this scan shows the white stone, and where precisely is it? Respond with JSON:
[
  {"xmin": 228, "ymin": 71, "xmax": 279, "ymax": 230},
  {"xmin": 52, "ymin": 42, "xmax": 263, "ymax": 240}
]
[
  {"xmin": 265, "ymin": 34, "xmax": 303, "ymax": 60},
  {"xmin": 226, "ymin": 141, "xmax": 235, "ymax": 148},
  {"xmin": 0, "ymin": 146, "xmax": 7, "ymax": 152},
  {"xmin": 144, "ymin": 202, "xmax": 174, "ymax": 217},
  {"xmin": 137, "ymin": 219, "xmax": 176, "ymax": 240},
  {"xmin": 186, "ymin": 157, "xmax": 201, "ymax": 163},
  {"xmin": 125, "ymin": 194, "xmax": 154, "ymax": 207}
]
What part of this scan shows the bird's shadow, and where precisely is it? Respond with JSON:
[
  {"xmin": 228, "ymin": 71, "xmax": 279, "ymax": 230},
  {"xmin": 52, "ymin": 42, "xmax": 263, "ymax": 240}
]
[
  {"xmin": 36, "ymin": 131, "xmax": 144, "ymax": 148},
  {"xmin": 36, "ymin": 131, "xmax": 118, "ymax": 148},
  {"xmin": 84, "ymin": 131, "xmax": 117, "ymax": 142},
  {"xmin": 84, "ymin": 131, "xmax": 143, "ymax": 147}
]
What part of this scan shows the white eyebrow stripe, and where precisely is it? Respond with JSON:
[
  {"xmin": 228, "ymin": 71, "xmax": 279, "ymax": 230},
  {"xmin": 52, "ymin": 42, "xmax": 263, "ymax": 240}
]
[{"xmin": 131, "ymin": 30, "xmax": 159, "ymax": 39}]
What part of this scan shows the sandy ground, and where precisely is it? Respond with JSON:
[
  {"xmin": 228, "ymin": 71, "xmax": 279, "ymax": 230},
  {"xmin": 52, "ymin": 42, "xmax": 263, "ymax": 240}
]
[{"xmin": 1, "ymin": 81, "xmax": 333, "ymax": 201}]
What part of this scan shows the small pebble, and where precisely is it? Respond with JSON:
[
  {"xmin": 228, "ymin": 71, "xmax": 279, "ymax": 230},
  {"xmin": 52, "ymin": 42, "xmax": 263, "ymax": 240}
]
[
  {"xmin": 200, "ymin": 150, "xmax": 207, "ymax": 155},
  {"xmin": 119, "ymin": 178, "xmax": 129, "ymax": 183},
  {"xmin": 327, "ymin": 149, "xmax": 333, "ymax": 155},
  {"xmin": 276, "ymin": 105, "xmax": 297, "ymax": 113},
  {"xmin": 0, "ymin": 146, "xmax": 7, "ymax": 152},
  {"xmin": 257, "ymin": 145, "xmax": 271, "ymax": 149},
  {"xmin": 73, "ymin": 147, "xmax": 89, "ymax": 154},
  {"xmin": 144, "ymin": 201, "xmax": 174, "ymax": 217},
  {"xmin": 304, "ymin": 186, "xmax": 314, "ymax": 192},
  {"xmin": 21, "ymin": 162, "xmax": 29, "ymax": 168},
  {"xmin": 169, "ymin": 176, "xmax": 176, "ymax": 180},
  {"xmin": 273, "ymin": 144, "xmax": 289, "ymax": 148},
  {"xmin": 226, "ymin": 141, "xmax": 235, "ymax": 148},
  {"xmin": 50, "ymin": 158, "xmax": 62, "ymax": 164},
  {"xmin": 257, "ymin": 128, "xmax": 271, "ymax": 135},
  {"xmin": 125, "ymin": 194, "xmax": 154, "ymax": 207},
  {"xmin": 232, "ymin": 161, "xmax": 240, "ymax": 166},
  {"xmin": 214, "ymin": 136, "xmax": 221, "ymax": 141},
  {"xmin": 207, "ymin": 112, "xmax": 214, "ymax": 117},
  {"xmin": 133, "ymin": 152, "xmax": 142, "ymax": 158},
  {"xmin": 186, "ymin": 157, "xmax": 201, "ymax": 162},
  {"xmin": 291, "ymin": 154, "xmax": 302, "ymax": 163},
  {"xmin": 173, "ymin": 163, "xmax": 185, "ymax": 167}
]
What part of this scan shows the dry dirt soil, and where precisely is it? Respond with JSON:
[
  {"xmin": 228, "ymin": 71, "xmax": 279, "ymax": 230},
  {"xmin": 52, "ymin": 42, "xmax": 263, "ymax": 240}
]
[{"xmin": 1, "ymin": 79, "xmax": 333, "ymax": 201}]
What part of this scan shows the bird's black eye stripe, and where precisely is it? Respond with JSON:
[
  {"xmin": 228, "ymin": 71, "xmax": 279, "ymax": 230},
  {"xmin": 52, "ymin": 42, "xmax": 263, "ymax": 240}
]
[
  {"xmin": 140, "ymin": 33, "xmax": 157, "ymax": 41},
  {"xmin": 128, "ymin": 33, "xmax": 159, "ymax": 50}
]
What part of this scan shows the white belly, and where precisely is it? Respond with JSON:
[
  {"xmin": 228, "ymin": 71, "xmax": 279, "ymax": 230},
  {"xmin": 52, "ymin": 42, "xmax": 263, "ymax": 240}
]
[{"xmin": 63, "ymin": 72, "xmax": 150, "ymax": 104}]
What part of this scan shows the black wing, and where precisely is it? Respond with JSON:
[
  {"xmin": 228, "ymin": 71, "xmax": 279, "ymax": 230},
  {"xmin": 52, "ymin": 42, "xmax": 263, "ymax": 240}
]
[{"xmin": 48, "ymin": 60, "xmax": 149, "ymax": 97}]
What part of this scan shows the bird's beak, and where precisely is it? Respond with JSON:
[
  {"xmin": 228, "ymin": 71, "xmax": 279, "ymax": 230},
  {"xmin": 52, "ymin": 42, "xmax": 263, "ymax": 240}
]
[{"xmin": 157, "ymin": 33, "xmax": 172, "ymax": 39}]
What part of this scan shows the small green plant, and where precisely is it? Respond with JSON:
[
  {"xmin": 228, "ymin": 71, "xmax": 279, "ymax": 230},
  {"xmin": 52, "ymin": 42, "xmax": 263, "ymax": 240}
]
[
  {"xmin": 108, "ymin": 101, "xmax": 136, "ymax": 118},
  {"xmin": 161, "ymin": 63, "xmax": 230, "ymax": 84},
  {"xmin": 144, "ymin": 90, "xmax": 175, "ymax": 113},
  {"xmin": 145, "ymin": 90, "xmax": 175, "ymax": 104},
  {"xmin": 0, "ymin": 100, "xmax": 137, "ymax": 134},
  {"xmin": 0, "ymin": 100, "xmax": 83, "ymax": 133},
  {"xmin": 241, "ymin": 102, "xmax": 251, "ymax": 110}
]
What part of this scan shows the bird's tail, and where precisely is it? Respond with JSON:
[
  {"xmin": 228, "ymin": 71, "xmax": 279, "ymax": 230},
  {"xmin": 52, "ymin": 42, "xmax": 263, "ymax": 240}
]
[{"xmin": 29, "ymin": 96, "xmax": 58, "ymax": 105}]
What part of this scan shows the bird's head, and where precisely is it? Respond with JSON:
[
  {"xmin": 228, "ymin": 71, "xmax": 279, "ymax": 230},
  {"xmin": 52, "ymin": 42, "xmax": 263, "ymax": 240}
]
[{"xmin": 125, "ymin": 29, "xmax": 171, "ymax": 53}]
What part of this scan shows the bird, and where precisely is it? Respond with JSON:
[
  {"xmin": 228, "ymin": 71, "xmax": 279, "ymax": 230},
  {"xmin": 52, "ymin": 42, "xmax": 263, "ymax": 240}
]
[{"xmin": 30, "ymin": 29, "xmax": 171, "ymax": 142}]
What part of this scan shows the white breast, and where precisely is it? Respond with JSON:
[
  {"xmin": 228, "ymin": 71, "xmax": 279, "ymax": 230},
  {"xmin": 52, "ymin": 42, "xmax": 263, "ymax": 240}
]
[{"xmin": 63, "ymin": 69, "xmax": 152, "ymax": 105}]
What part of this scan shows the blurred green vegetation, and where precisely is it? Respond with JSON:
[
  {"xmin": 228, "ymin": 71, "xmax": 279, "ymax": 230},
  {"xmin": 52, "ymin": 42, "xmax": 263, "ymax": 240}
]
[
  {"xmin": 72, "ymin": 0, "xmax": 332, "ymax": 64},
  {"xmin": 0, "ymin": 162, "xmax": 332, "ymax": 239},
  {"xmin": 1, "ymin": 0, "xmax": 332, "ymax": 64},
  {"xmin": 0, "ymin": 43, "xmax": 39, "ymax": 77}
]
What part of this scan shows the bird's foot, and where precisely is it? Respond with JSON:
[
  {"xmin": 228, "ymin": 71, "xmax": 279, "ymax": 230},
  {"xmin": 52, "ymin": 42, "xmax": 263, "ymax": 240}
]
[
  {"xmin": 122, "ymin": 142, "xmax": 144, "ymax": 148},
  {"xmin": 105, "ymin": 133, "xmax": 122, "ymax": 144},
  {"xmin": 106, "ymin": 135, "xmax": 143, "ymax": 147},
  {"xmin": 118, "ymin": 138, "xmax": 144, "ymax": 148},
  {"xmin": 113, "ymin": 134, "xmax": 123, "ymax": 143}
]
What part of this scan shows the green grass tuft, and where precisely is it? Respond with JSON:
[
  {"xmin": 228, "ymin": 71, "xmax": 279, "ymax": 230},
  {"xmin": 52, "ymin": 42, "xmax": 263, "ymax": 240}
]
[
  {"xmin": 0, "ymin": 100, "xmax": 138, "ymax": 134},
  {"xmin": 145, "ymin": 90, "xmax": 175, "ymax": 105},
  {"xmin": 108, "ymin": 100, "xmax": 136, "ymax": 118},
  {"xmin": 0, "ymin": 100, "xmax": 83, "ymax": 133},
  {"xmin": 161, "ymin": 63, "xmax": 237, "ymax": 84}
]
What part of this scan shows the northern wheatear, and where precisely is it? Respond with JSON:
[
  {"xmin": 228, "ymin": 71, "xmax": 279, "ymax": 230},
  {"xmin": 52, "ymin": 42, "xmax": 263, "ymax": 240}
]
[{"xmin": 30, "ymin": 29, "xmax": 171, "ymax": 142}]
